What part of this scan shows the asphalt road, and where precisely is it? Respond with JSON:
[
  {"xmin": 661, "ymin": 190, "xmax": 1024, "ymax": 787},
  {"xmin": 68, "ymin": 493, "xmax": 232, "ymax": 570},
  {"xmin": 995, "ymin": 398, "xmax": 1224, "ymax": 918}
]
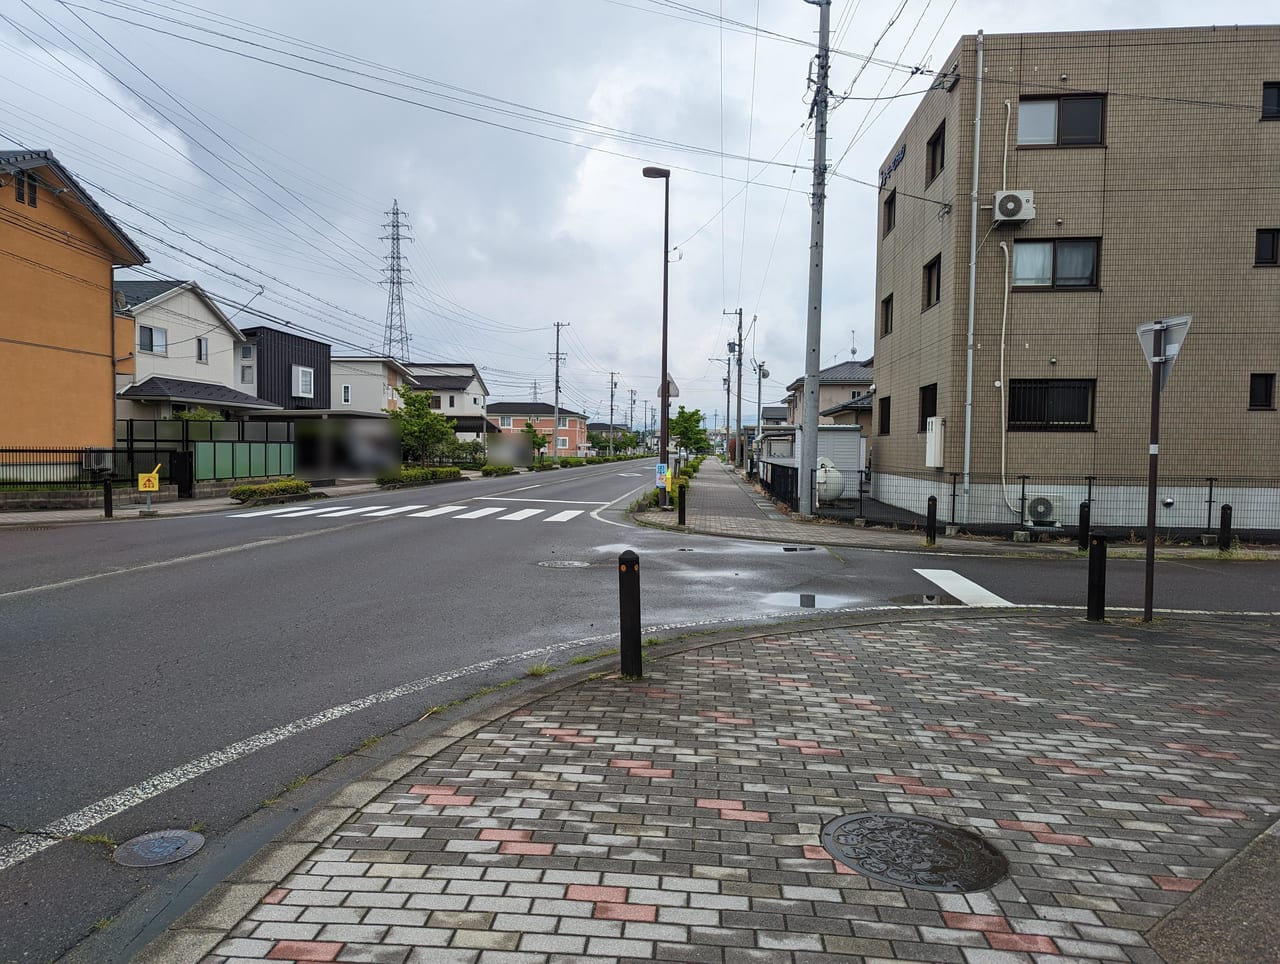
[{"xmin": 2, "ymin": 462, "xmax": 1278, "ymax": 961}]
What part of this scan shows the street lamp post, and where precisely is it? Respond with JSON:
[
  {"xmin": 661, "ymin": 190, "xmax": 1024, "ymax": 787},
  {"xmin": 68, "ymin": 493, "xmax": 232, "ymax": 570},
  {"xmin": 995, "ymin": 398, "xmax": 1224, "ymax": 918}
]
[{"xmin": 642, "ymin": 165, "xmax": 671, "ymax": 507}]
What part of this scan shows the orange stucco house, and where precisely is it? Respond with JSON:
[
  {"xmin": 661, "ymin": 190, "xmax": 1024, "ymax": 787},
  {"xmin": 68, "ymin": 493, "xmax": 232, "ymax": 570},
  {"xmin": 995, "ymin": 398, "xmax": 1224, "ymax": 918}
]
[{"xmin": 1, "ymin": 149, "xmax": 147, "ymax": 447}]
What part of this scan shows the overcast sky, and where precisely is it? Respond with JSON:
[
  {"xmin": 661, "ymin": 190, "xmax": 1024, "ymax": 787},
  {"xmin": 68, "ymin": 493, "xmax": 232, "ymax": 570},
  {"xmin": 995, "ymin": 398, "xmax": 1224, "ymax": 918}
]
[{"xmin": 3, "ymin": 1, "xmax": 1274, "ymax": 428}]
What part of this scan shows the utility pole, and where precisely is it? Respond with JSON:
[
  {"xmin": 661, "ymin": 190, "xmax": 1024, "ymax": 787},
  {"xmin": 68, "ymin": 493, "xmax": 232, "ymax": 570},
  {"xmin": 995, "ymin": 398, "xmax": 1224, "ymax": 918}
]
[
  {"xmin": 798, "ymin": 0, "xmax": 831, "ymax": 518},
  {"xmin": 754, "ymin": 359, "xmax": 769, "ymax": 467},
  {"xmin": 380, "ymin": 200, "xmax": 413, "ymax": 361},
  {"xmin": 723, "ymin": 309, "xmax": 743, "ymax": 467},
  {"xmin": 629, "ymin": 389, "xmax": 636, "ymax": 446},
  {"xmin": 608, "ymin": 372, "xmax": 618, "ymax": 457},
  {"xmin": 643, "ymin": 399, "xmax": 649, "ymax": 449},
  {"xmin": 551, "ymin": 323, "xmax": 568, "ymax": 466}
]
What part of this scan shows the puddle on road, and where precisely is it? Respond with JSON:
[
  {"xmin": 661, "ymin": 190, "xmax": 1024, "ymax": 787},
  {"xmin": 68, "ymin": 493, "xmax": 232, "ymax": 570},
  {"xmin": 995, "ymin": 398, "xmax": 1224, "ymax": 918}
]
[
  {"xmin": 888, "ymin": 592, "xmax": 963, "ymax": 606},
  {"xmin": 759, "ymin": 592, "xmax": 855, "ymax": 610}
]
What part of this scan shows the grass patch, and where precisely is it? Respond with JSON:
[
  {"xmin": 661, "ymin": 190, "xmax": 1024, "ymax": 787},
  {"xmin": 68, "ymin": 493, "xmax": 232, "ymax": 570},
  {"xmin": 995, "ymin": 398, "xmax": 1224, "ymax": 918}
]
[
  {"xmin": 68, "ymin": 833, "xmax": 116, "ymax": 849},
  {"xmin": 525, "ymin": 662, "xmax": 556, "ymax": 677},
  {"xmin": 92, "ymin": 917, "xmax": 113, "ymax": 931},
  {"xmin": 188, "ymin": 821, "xmax": 206, "ymax": 834}
]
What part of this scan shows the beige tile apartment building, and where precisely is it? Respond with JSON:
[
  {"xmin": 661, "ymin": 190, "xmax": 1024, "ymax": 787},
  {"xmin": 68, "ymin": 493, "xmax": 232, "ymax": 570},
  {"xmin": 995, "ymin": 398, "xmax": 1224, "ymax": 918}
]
[{"xmin": 871, "ymin": 24, "xmax": 1280, "ymax": 529}]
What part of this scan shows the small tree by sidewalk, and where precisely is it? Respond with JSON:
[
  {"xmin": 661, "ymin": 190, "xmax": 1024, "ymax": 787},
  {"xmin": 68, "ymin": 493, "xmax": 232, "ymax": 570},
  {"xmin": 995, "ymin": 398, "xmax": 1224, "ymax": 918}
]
[
  {"xmin": 386, "ymin": 384, "xmax": 456, "ymax": 465},
  {"xmin": 523, "ymin": 420, "xmax": 550, "ymax": 463}
]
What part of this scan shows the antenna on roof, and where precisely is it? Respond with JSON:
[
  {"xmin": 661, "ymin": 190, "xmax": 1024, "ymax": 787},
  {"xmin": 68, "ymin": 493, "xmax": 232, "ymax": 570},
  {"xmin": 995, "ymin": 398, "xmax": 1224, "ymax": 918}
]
[{"xmin": 850, "ymin": 329, "xmax": 856, "ymax": 360}]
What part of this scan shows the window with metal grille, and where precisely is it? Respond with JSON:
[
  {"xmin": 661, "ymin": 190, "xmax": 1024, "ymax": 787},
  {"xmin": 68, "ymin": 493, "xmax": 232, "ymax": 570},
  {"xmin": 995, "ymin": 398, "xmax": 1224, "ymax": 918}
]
[
  {"xmin": 1008, "ymin": 379, "xmax": 1095, "ymax": 431},
  {"xmin": 1263, "ymin": 82, "xmax": 1280, "ymax": 120}
]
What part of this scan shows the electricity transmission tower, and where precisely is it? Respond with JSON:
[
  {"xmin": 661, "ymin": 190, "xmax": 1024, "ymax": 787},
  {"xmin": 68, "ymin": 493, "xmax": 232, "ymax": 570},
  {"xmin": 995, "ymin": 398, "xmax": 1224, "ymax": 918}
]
[{"xmin": 380, "ymin": 200, "xmax": 413, "ymax": 361}]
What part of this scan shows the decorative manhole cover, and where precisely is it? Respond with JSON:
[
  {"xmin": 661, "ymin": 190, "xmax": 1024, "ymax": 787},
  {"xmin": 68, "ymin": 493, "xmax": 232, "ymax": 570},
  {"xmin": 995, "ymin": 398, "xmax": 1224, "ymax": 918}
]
[
  {"xmin": 820, "ymin": 812, "xmax": 1007, "ymax": 893},
  {"xmin": 112, "ymin": 830, "xmax": 205, "ymax": 867},
  {"xmin": 537, "ymin": 560, "xmax": 590, "ymax": 569}
]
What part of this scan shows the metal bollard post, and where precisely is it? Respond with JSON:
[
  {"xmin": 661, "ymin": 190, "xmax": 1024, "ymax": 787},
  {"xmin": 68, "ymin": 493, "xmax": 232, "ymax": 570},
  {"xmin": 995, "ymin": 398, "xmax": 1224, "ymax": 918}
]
[
  {"xmin": 1087, "ymin": 531, "xmax": 1107, "ymax": 621},
  {"xmin": 1077, "ymin": 501, "xmax": 1090, "ymax": 551},
  {"xmin": 1218, "ymin": 504, "xmax": 1233, "ymax": 552},
  {"xmin": 102, "ymin": 477, "xmax": 113, "ymax": 519},
  {"xmin": 618, "ymin": 550, "xmax": 642, "ymax": 678},
  {"xmin": 677, "ymin": 481, "xmax": 687, "ymax": 526},
  {"xmin": 925, "ymin": 496, "xmax": 937, "ymax": 546}
]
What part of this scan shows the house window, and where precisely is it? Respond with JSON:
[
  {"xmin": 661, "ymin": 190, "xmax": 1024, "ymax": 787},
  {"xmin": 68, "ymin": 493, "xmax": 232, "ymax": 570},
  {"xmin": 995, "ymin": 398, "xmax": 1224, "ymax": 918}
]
[
  {"xmin": 922, "ymin": 254, "xmax": 942, "ymax": 309},
  {"xmin": 241, "ymin": 345, "xmax": 253, "ymax": 359},
  {"xmin": 1256, "ymin": 229, "xmax": 1279, "ymax": 266},
  {"xmin": 1008, "ymin": 379, "xmax": 1095, "ymax": 431},
  {"xmin": 1013, "ymin": 239, "xmax": 1099, "ymax": 288},
  {"xmin": 878, "ymin": 396, "xmax": 891, "ymax": 435},
  {"xmin": 241, "ymin": 365, "xmax": 254, "ymax": 384},
  {"xmin": 557, "ymin": 436, "xmax": 568, "ymax": 449},
  {"xmin": 1263, "ymin": 82, "xmax": 1280, "ymax": 120},
  {"xmin": 138, "ymin": 325, "xmax": 167, "ymax": 354},
  {"xmin": 341, "ymin": 384, "xmax": 352, "ymax": 405},
  {"xmin": 926, "ymin": 122, "xmax": 945, "ymax": 183},
  {"xmin": 557, "ymin": 416, "xmax": 568, "ymax": 428},
  {"xmin": 882, "ymin": 189, "xmax": 896, "ymax": 236},
  {"xmin": 448, "ymin": 395, "xmax": 456, "ymax": 408},
  {"xmin": 196, "ymin": 337, "xmax": 208, "ymax": 363},
  {"xmin": 1018, "ymin": 96, "xmax": 1105, "ymax": 146},
  {"xmin": 880, "ymin": 294, "xmax": 894, "ymax": 335},
  {"xmin": 499, "ymin": 416, "xmax": 512, "ymax": 428},
  {"xmin": 1249, "ymin": 373, "xmax": 1275, "ymax": 410},
  {"xmin": 14, "ymin": 171, "xmax": 37, "ymax": 207},
  {"xmin": 429, "ymin": 395, "xmax": 441, "ymax": 409},
  {"xmin": 292, "ymin": 364, "xmax": 314, "ymax": 399},
  {"xmin": 918, "ymin": 383, "xmax": 937, "ymax": 432}
]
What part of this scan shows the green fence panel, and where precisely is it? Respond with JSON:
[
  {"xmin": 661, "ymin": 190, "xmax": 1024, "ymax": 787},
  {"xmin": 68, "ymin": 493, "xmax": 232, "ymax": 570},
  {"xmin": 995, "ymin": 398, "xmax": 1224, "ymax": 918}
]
[
  {"xmin": 195, "ymin": 442, "xmax": 215, "ymax": 481},
  {"xmin": 250, "ymin": 445, "xmax": 266, "ymax": 477},
  {"xmin": 281, "ymin": 444, "xmax": 294, "ymax": 475},
  {"xmin": 215, "ymin": 442, "xmax": 231, "ymax": 479},
  {"xmin": 233, "ymin": 443, "xmax": 250, "ymax": 478}
]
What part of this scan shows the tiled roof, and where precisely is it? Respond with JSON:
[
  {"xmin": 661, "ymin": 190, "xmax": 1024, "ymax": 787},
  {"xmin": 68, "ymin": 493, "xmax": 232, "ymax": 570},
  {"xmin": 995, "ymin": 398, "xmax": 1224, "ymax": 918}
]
[
  {"xmin": 409, "ymin": 375, "xmax": 474, "ymax": 391},
  {"xmin": 114, "ymin": 280, "xmax": 185, "ymax": 308},
  {"xmin": 487, "ymin": 402, "xmax": 587, "ymax": 419},
  {"xmin": 118, "ymin": 376, "xmax": 281, "ymax": 409},
  {"xmin": 786, "ymin": 359, "xmax": 874, "ymax": 391},
  {"xmin": 819, "ymin": 394, "xmax": 873, "ymax": 416}
]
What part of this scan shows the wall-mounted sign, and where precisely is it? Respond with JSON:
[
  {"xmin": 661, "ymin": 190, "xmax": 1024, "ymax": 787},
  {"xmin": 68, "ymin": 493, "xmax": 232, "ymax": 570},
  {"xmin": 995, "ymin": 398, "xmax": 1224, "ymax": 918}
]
[{"xmin": 879, "ymin": 144, "xmax": 906, "ymax": 187}]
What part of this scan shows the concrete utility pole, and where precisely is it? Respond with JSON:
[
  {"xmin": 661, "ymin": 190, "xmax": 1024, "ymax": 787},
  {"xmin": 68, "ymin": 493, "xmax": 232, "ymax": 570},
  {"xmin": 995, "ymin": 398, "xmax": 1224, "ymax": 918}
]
[
  {"xmin": 754, "ymin": 359, "xmax": 769, "ymax": 460},
  {"xmin": 724, "ymin": 308, "xmax": 745, "ymax": 469},
  {"xmin": 798, "ymin": 0, "xmax": 831, "ymax": 518},
  {"xmin": 552, "ymin": 322, "xmax": 568, "ymax": 466},
  {"xmin": 608, "ymin": 372, "xmax": 618, "ymax": 456},
  {"xmin": 629, "ymin": 389, "xmax": 636, "ymax": 442}
]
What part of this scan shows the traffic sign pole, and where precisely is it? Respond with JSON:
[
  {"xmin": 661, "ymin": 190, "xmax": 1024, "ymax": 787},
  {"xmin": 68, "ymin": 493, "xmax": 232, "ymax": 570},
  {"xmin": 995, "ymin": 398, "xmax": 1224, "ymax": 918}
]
[{"xmin": 1143, "ymin": 324, "xmax": 1163, "ymax": 622}]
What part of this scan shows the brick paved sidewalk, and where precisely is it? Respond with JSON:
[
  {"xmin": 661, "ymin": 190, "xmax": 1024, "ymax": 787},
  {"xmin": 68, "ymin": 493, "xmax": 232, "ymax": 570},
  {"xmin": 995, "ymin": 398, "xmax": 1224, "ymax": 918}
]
[{"xmin": 150, "ymin": 612, "xmax": 1280, "ymax": 963}]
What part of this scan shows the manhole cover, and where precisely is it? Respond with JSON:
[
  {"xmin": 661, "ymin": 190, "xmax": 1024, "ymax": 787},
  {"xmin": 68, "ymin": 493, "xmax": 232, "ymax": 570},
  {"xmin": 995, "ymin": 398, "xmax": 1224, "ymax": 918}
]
[
  {"xmin": 112, "ymin": 830, "xmax": 205, "ymax": 867},
  {"xmin": 820, "ymin": 812, "xmax": 1007, "ymax": 893},
  {"xmin": 537, "ymin": 560, "xmax": 590, "ymax": 569}
]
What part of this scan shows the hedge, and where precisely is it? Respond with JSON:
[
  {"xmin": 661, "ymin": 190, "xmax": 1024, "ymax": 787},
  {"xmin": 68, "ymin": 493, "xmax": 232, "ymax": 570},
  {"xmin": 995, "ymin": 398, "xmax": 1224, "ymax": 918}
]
[
  {"xmin": 378, "ymin": 466, "xmax": 464, "ymax": 486},
  {"xmin": 480, "ymin": 464, "xmax": 515, "ymax": 477},
  {"xmin": 228, "ymin": 478, "xmax": 311, "ymax": 503}
]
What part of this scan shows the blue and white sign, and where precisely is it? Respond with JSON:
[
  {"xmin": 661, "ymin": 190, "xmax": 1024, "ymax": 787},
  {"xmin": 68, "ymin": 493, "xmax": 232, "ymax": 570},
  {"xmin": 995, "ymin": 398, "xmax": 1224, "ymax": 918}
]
[
  {"xmin": 879, "ymin": 143, "xmax": 906, "ymax": 187},
  {"xmin": 655, "ymin": 463, "xmax": 668, "ymax": 488}
]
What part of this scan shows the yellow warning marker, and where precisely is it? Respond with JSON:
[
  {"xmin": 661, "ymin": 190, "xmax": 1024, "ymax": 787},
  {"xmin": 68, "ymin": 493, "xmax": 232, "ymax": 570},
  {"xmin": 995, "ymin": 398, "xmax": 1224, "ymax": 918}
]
[{"xmin": 137, "ymin": 464, "xmax": 162, "ymax": 492}]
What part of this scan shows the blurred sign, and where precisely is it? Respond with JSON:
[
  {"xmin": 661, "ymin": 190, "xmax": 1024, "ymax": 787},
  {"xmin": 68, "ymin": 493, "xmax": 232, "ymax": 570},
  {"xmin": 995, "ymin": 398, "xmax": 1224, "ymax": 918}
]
[{"xmin": 655, "ymin": 463, "xmax": 668, "ymax": 488}]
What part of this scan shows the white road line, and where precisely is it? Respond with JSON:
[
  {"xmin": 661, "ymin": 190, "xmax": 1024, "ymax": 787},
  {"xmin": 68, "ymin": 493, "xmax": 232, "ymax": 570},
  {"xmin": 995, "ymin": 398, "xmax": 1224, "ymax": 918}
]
[
  {"xmin": 499, "ymin": 509, "xmax": 544, "ymax": 521},
  {"xmin": 228, "ymin": 506, "xmax": 313, "ymax": 518},
  {"xmin": 545, "ymin": 510, "xmax": 583, "ymax": 523},
  {"xmin": 455, "ymin": 506, "xmax": 505, "ymax": 520},
  {"xmin": 407, "ymin": 505, "xmax": 466, "ymax": 518},
  {"xmin": 314, "ymin": 506, "xmax": 390, "ymax": 517},
  {"xmin": 478, "ymin": 497, "xmax": 607, "ymax": 505},
  {"xmin": 913, "ymin": 568, "xmax": 1014, "ymax": 607},
  {"xmin": 362, "ymin": 505, "xmax": 428, "ymax": 517},
  {"xmin": 272, "ymin": 505, "xmax": 353, "ymax": 518}
]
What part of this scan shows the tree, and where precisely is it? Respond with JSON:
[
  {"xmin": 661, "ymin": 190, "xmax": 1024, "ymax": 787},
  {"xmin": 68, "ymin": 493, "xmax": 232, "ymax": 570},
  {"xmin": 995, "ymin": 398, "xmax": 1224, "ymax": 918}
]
[
  {"xmin": 386, "ymin": 385, "xmax": 456, "ymax": 465},
  {"xmin": 669, "ymin": 405, "xmax": 711, "ymax": 453},
  {"xmin": 172, "ymin": 406, "xmax": 222, "ymax": 421},
  {"xmin": 523, "ymin": 420, "xmax": 549, "ymax": 462}
]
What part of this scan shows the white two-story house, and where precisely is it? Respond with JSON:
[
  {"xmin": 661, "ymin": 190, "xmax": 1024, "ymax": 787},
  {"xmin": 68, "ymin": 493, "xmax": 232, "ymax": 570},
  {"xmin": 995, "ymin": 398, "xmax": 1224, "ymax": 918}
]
[
  {"xmin": 405, "ymin": 361, "xmax": 495, "ymax": 444},
  {"xmin": 331, "ymin": 355, "xmax": 414, "ymax": 416}
]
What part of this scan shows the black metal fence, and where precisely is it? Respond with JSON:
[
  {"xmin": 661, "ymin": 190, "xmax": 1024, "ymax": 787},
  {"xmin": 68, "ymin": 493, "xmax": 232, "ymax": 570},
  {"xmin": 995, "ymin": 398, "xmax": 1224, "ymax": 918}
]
[
  {"xmin": 0, "ymin": 447, "xmax": 109, "ymax": 489},
  {"xmin": 758, "ymin": 461, "xmax": 799, "ymax": 511}
]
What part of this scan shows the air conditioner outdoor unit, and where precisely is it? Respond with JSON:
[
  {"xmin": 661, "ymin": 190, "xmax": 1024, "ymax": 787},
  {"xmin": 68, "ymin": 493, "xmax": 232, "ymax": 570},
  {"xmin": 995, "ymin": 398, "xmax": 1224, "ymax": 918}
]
[
  {"xmin": 1026, "ymin": 493, "xmax": 1063, "ymax": 527},
  {"xmin": 81, "ymin": 448, "xmax": 113, "ymax": 472},
  {"xmin": 993, "ymin": 190, "xmax": 1036, "ymax": 223}
]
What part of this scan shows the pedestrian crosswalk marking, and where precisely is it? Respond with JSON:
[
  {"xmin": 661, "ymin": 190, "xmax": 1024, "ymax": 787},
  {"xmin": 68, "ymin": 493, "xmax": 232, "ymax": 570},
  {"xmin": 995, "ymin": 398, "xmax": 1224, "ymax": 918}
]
[
  {"xmin": 913, "ymin": 569, "xmax": 1014, "ymax": 607},
  {"xmin": 315, "ymin": 506, "xmax": 389, "ymax": 517},
  {"xmin": 408, "ymin": 505, "xmax": 467, "ymax": 518},
  {"xmin": 454, "ymin": 506, "xmax": 505, "ymax": 520},
  {"xmin": 363, "ymin": 505, "xmax": 428, "ymax": 517},
  {"xmin": 545, "ymin": 509, "xmax": 583, "ymax": 523},
  {"xmin": 228, "ymin": 506, "xmax": 323, "ymax": 518},
  {"xmin": 273, "ymin": 505, "xmax": 353, "ymax": 518},
  {"xmin": 500, "ymin": 508, "xmax": 544, "ymax": 521}
]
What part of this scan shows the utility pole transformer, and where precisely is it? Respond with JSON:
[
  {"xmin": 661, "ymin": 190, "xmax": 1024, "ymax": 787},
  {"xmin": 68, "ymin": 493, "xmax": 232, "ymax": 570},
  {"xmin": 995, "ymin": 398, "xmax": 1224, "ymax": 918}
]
[
  {"xmin": 380, "ymin": 200, "xmax": 413, "ymax": 361},
  {"xmin": 552, "ymin": 322, "xmax": 568, "ymax": 466},
  {"xmin": 798, "ymin": 0, "xmax": 831, "ymax": 518}
]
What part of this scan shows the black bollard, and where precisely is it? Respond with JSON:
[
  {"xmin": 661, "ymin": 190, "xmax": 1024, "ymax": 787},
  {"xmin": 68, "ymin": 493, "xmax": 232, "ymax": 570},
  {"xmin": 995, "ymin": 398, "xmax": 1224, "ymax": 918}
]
[
  {"xmin": 1087, "ymin": 531, "xmax": 1107, "ymax": 621},
  {"xmin": 1218, "ymin": 504, "xmax": 1233, "ymax": 552},
  {"xmin": 1077, "ymin": 501, "xmax": 1090, "ymax": 551},
  {"xmin": 925, "ymin": 496, "xmax": 937, "ymax": 546},
  {"xmin": 102, "ymin": 477, "xmax": 113, "ymax": 519},
  {"xmin": 618, "ymin": 550, "xmax": 642, "ymax": 678},
  {"xmin": 677, "ymin": 481, "xmax": 687, "ymax": 526}
]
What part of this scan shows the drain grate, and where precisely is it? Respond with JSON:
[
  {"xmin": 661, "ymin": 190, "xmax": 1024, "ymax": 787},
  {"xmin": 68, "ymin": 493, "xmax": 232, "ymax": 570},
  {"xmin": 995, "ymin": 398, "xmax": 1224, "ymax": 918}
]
[
  {"xmin": 537, "ymin": 560, "xmax": 590, "ymax": 569},
  {"xmin": 820, "ymin": 812, "xmax": 1008, "ymax": 893},
  {"xmin": 112, "ymin": 830, "xmax": 205, "ymax": 867}
]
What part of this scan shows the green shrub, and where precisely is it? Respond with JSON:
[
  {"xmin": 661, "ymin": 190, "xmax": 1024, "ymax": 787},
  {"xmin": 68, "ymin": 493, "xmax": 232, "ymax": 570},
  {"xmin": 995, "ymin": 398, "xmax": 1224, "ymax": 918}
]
[
  {"xmin": 480, "ymin": 464, "xmax": 515, "ymax": 477},
  {"xmin": 379, "ymin": 466, "xmax": 463, "ymax": 486},
  {"xmin": 228, "ymin": 478, "xmax": 311, "ymax": 503}
]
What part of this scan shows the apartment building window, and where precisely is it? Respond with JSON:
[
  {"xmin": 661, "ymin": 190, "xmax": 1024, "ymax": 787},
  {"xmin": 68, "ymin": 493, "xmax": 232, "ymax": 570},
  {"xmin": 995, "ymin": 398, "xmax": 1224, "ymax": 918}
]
[
  {"xmin": 922, "ymin": 254, "xmax": 942, "ymax": 309},
  {"xmin": 292, "ymin": 365, "xmax": 314, "ymax": 399},
  {"xmin": 1256, "ymin": 229, "xmax": 1279, "ymax": 265},
  {"xmin": 1008, "ymin": 379, "xmax": 1095, "ymax": 431},
  {"xmin": 883, "ymin": 189, "xmax": 896, "ymax": 236},
  {"xmin": 240, "ymin": 365, "xmax": 254, "ymax": 384},
  {"xmin": 918, "ymin": 383, "xmax": 937, "ymax": 432},
  {"xmin": 1018, "ymin": 96, "xmax": 1105, "ymax": 146},
  {"xmin": 926, "ymin": 122, "xmax": 945, "ymax": 183},
  {"xmin": 1263, "ymin": 83, "xmax": 1280, "ymax": 119},
  {"xmin": 557, "ymin": 416, "xmax": 568, "ymax": 428},
  {"xmin": 878, "ymin": 396, "xmax": 891, "ymax": 435},
  {"xmin": 341, "ymin": 384, "xmax": 351, "ymax": 404},
  {"xmin": 880, "ymin": 294, "xmax": 894, "ymax": 335},
  {"xmin": 557, "ymin": 436, "xmax": 568, "ymax": 449},
  {"xmin": 499, "ymin": 416, "xmax": 512, "ymax": 428},
  {"xmin": 138, "ymin": 324, "xmax": 167, "ymax": 354},
  {"xmin": 1249, "ymin": 373, "xmax": 1275, "ymax": 410},
  {"xmin": 1013, "ymin": 239, "xmax": 1099, "ymax": 288}
]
